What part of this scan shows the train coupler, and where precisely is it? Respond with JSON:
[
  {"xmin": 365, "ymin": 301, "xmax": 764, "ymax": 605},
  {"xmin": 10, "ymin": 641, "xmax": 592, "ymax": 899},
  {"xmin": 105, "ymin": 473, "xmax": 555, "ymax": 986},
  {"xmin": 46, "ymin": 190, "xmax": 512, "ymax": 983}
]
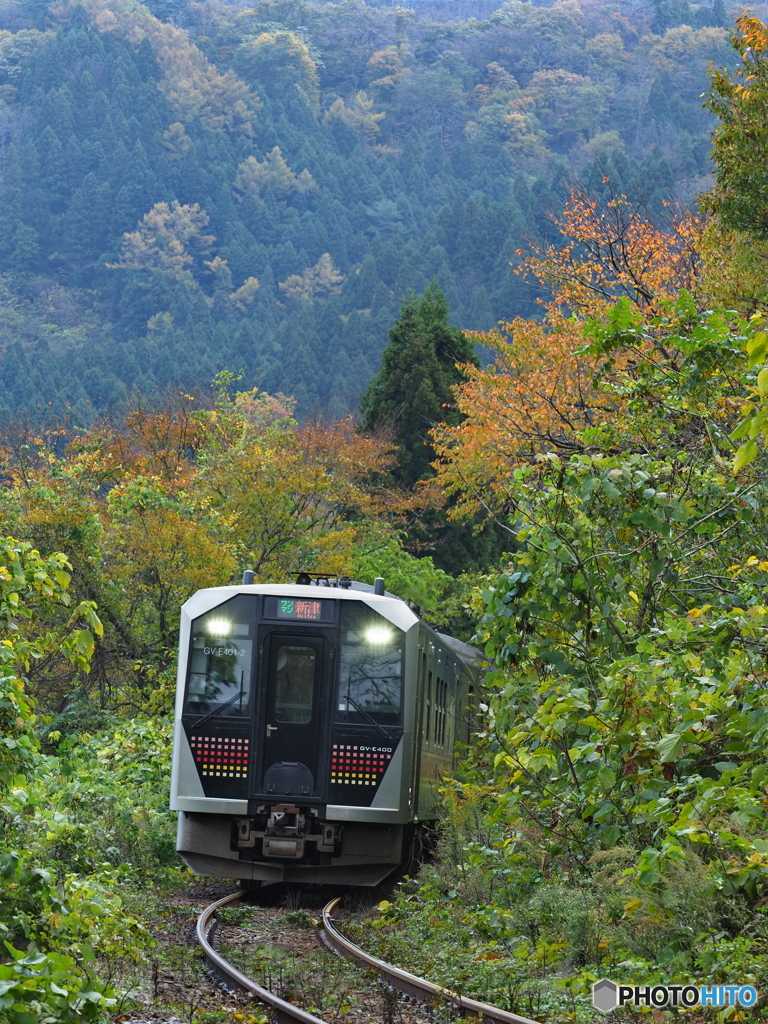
[{"xmin": 235, "ymin": 810, "xmax": 341, "ymax": 858}]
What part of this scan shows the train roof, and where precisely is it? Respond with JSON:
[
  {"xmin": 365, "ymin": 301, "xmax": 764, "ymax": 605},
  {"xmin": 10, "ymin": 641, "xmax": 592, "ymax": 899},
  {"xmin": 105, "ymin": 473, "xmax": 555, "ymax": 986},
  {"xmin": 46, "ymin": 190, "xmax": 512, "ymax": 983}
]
[
  {"xmin": 181, "ymin": 581, "xmax": 484, "ymax": 667},
  {"xmin": 181, "ymin": 581, "xmax": 419, "ymax": 633},
  {"xmin": 436, "ymin": 632, "xmax": 485, "ymax": 668}
]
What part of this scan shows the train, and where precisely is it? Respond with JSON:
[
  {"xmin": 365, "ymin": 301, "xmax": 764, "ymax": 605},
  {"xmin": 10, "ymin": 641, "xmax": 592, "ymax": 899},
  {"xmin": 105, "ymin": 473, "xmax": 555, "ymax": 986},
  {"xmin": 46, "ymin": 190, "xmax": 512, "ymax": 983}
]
[{"xmin": 170, "ymin": 573, "xmax": 483, "ymax": 886}]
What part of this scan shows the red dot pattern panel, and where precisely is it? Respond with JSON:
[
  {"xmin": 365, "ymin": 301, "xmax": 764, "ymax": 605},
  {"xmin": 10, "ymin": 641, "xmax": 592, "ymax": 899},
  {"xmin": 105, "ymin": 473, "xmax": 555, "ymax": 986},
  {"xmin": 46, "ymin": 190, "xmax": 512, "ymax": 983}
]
[
  {"xmin": 330, "ymin": 744, "xmax": 392, "ymax": 786},
  {"xmin": 190, "ymin": 735, "xmax": 249, "ymax": 778}
]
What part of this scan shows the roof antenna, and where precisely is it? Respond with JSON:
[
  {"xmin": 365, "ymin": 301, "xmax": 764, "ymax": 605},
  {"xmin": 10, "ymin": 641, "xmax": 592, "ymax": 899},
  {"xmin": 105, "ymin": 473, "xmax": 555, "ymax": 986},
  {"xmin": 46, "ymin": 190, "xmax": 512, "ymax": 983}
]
[
  {"xmin": 373, "ymin": 577, "xmax": 385, "ymax": 595},
  {"xmin": 242, "ymin": 569, "xmax": 254, "ymax": 585}
]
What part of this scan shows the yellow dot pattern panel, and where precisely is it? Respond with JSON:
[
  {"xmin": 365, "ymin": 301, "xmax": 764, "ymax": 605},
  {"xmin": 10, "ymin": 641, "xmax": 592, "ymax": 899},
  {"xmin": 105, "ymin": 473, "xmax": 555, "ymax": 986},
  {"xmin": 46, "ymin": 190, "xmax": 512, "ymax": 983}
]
[
  {"xmin": 330, "ymin": 744, "xmax": 392, "ymax": 786},
  {"xmin": 190, "ymin": 735, "xmax": 249, "ymax": 778}
]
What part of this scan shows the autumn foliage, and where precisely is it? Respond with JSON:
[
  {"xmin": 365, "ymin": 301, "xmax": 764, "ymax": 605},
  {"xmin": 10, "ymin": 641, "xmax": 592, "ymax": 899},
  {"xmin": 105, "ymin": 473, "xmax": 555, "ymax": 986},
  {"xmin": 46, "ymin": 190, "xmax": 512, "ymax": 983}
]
[
  {"xmin": 52, "ymin": 0, "xmax": 258, "ymax": 135},
  {"xmin": 0, "ymin": 381, "xmax": 408, "ymax": 710},
  {"xmin": 432, "ymin": 184, "xmax": 704, "ymax": 516},
  {"xmin": 519, "ymin": 181, "xmax": 701, "ymax": 319},
  {"xmin": 704, "ymin": 14, "xmax": 768, "ymax": 238}
]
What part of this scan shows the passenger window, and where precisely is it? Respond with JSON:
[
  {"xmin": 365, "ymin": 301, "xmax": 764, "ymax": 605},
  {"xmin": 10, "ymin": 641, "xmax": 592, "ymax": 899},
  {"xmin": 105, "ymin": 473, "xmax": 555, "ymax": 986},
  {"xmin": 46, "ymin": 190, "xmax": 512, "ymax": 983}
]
[
  {"xmin": 272, "ymin": 644, "xmax": 315, "ymax": 723},
  {"xmin": 185, "ymin": 595, "xmax": 254, "ymax": 714},
  {"xmin": 425, "ymin": 670, "xmax": 432, "ymax": 743}
]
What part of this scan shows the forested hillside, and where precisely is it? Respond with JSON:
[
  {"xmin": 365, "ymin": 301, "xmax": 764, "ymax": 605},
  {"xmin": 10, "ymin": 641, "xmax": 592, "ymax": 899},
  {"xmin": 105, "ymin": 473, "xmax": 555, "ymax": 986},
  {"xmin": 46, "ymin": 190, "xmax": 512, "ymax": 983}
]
[
  {"xmin": 0, "ymin": 0, "xmax": 739, "ymax": 421},
  {"xmin": 8, "ymin": 1, "xmax": 768, "ymax": 1019}
]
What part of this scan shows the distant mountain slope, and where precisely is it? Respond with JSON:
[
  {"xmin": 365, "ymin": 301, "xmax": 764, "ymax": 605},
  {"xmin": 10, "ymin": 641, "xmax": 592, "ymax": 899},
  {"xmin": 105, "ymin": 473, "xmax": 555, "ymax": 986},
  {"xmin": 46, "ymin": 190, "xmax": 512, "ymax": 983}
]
[{"xmin": 0, "ymin": 0, "xmax": 733, "ymax": 423}]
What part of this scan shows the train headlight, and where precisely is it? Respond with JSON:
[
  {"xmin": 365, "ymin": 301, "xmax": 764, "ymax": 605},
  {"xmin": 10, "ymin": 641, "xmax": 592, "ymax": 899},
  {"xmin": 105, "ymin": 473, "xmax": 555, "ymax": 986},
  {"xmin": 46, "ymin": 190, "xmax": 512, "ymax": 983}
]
[
  {"xmin": 205, "ymin": 617, "xmax": 231, "ymax": 637},
  {"xmin": 364, "ymin": 625, "xmax": 393, "ymax": 645}
]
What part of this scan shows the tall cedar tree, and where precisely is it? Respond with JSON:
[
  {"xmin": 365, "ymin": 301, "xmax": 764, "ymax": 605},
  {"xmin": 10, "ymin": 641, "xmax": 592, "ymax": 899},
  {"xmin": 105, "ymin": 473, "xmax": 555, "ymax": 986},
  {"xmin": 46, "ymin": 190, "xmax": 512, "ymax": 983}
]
[
  {"xmin": 361, "ymin": 282, "xmax": 478, "ymax": 489},
  {"xmin": 360, "ymin": 283, "xmax": 507, "ymax": 575}
]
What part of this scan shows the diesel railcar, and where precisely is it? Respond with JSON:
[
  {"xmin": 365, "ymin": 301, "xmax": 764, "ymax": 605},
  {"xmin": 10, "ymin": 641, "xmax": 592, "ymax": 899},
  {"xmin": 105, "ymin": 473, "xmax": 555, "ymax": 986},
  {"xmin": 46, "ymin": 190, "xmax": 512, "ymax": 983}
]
[{"xmin": 170, "ymin": 574, "xmax": 481, "ymax": 886}]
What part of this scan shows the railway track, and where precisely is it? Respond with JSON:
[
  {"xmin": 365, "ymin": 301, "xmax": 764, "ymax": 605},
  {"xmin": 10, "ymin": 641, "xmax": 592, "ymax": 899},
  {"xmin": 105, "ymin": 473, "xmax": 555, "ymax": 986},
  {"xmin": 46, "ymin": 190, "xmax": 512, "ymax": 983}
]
[{"xmin": 196, "ymin": 891, "xmax": 541, "ymax": 1024}]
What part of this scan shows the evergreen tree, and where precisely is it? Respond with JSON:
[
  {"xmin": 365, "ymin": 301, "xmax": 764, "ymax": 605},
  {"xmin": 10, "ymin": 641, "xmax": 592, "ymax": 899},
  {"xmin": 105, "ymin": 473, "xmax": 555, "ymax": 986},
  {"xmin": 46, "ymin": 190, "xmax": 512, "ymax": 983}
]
[
  {"xmin": 361, "ymin": 282, "xmax": 507, "ymax": 574},
  {"xmin": 361, "ymin": 281, "xmax": 477, "ymax": 489},
  {"xmin": 647, "ymin": 74, "xmax": 673, "ymax": 123}
]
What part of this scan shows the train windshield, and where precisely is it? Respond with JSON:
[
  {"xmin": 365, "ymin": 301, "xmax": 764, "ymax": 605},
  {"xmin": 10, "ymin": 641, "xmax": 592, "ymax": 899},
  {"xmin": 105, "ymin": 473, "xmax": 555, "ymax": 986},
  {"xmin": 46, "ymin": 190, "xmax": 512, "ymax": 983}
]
[
  {"xmin": 184, "ymin": 596, "xmax": 254, "ymax": 716},
  {"xmin": 336, "ymin": 604, "xmax": 403, "ymax": 724}
]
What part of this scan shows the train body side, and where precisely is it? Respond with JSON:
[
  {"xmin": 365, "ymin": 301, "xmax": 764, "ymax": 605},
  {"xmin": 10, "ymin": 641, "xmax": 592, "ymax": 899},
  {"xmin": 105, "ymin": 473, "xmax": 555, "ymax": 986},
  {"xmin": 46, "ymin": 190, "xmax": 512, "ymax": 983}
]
[{"xmin": 170, "ymin": 582, "xmax": 479, "ymax": 885}]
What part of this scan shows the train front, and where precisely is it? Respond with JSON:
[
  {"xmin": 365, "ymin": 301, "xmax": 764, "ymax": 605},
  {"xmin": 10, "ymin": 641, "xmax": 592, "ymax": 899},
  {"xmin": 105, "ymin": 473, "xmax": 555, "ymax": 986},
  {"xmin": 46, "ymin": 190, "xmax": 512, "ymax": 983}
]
[{"xmin": 170, "ymin": 581, "xmax": 419, "ymax": 885}]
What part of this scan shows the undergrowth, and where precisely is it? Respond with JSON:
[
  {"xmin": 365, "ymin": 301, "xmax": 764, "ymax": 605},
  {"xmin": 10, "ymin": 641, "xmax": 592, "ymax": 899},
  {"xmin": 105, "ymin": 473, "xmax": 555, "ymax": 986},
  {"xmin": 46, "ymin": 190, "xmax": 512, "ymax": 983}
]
[{"xmin": 351, "ymin": 782, "xmax": 768, "ymax": 1024}]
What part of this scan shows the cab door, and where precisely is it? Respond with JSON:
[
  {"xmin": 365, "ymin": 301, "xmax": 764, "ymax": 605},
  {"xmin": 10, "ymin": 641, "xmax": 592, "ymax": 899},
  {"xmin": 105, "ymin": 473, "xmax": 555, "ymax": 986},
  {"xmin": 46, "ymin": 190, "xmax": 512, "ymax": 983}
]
[{"xmin": 255, "ymin": 633, "xmax": 327, "ymax": 800}]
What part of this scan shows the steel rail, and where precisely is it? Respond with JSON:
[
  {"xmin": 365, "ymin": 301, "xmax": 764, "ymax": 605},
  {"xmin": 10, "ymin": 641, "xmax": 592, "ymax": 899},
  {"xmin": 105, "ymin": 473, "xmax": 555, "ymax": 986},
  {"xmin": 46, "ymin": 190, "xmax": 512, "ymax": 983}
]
[
  {"xmin": 197, "ymin": 892, "xmax": 542, "ymax": 1024},
  {"xmin": 196, "ymin": 892, "xmax": 326, "ymax": 1024},
  {"xmin": 321, "ymin": 897, "xmax": 541, "ymax": 1024}
]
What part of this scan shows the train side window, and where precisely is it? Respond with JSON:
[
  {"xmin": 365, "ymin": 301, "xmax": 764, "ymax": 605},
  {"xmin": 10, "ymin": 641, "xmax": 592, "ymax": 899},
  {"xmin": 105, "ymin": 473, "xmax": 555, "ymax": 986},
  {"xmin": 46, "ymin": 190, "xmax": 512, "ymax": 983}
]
[
  {"xmin": 434, "ymin": 677, "xmax": 447, "ymax": 747},
  {"xmin": 337, "ymin": 604, "xmax": 403, "ymax": 724},
  {"xmin": 425, "ymin": 670, "xmax": 432, "ymax": 744},
  {"xmin": 185, "ymin": 595, "xmax": 255, "ymax": 714},
  {"xmin": 420, "ymin": 650, "xmax": 427, "ymax": 741},
  {"xmin": 272, "ymin": 644, "xmax": 315, "ymax": 723},
  {"xmin": 441, "ymin": 678, "xmax": 448, "ymax": 746},
  {"xmin": 441, "ymin": 678, "xmax": 448, "ymax": 745},
  {"xmin": 434, "ymin": 678, "xmax": 440, "ymax": 747}
]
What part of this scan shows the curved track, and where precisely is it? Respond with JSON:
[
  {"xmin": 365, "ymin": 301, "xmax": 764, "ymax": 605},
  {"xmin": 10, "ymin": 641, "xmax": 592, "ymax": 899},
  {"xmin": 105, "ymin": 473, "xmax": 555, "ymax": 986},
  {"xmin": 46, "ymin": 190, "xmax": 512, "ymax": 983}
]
[
  {"xmin": 196, "ymin": 892, "xmax": 541, "ymax": 1024},
  {"xmin": 196, "ymin": 891, "xmax": 325, "ymax": 1024},
  {"xmin": 321, "ymin": 897, "xmax": 540, "ymax": 1024}
]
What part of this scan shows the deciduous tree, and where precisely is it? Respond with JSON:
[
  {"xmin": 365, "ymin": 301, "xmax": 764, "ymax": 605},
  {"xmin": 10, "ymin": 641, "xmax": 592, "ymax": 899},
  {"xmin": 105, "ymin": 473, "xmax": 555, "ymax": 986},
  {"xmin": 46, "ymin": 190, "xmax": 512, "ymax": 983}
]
[
  {"xmin": 194, "ymin": 383, "xmax": 401, "ymax": 578},
  {"xmin": 108, "ymin": 200, "xmax": 216, "ymax": 291},
  {"xmin": 323, "ymin": 90, "xmax": 385, "ymax": 144},
  {"xmin": 519, "ymin": 180, "xmax": 701, "ymax": 319},
  {"xmin": 704, "ymin": 14, "xmax": 768, "ymax": 237},
  {"xmin": 432, "ymin": 184, "xmax": 705, "ymax": 517},
  {"xmin": 278, "ymin": 253, "xmax": 343, "ymax": 302},
  {"xmin": 233, "ymin": 147, "xmax": 316, "ymax": 201},
  {"xmin": 55, "ymin": 0, "xmax": 259, "ymax": 135},
  {"xmin": 235, "ymin": 30, "xmax": 319, "ymax": 106}
]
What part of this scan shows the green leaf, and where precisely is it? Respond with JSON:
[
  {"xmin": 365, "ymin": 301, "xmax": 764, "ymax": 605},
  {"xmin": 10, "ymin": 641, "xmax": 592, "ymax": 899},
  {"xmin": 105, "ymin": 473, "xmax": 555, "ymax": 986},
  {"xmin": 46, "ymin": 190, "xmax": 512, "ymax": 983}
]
[
  {"xmin": 598, "ymin": 767, "xmax": 616, "ymax": 789},
  {"xmin": 635, "ymin": 847, "xmax": 661, "ymax": 885},
  {"xmin": 748, "ymin": 406, "xmax": 768, "ymax": 438},
  {"xmin": 733, "ymin": 438, "xmax": 758, "ymax": 474},
  {"xmin": 731, "ymin": 412, "xmax": 754, "ymax": 440},
  {"xmin": 746, "ymin": 330, "xmax": 768, "ymax": 367},
  {"xmin": 602, "ymin": 824, "xmax": 621, "ymax": 846},
  {"xmin": 657, "ymin": 733, "xmax": 685, "ymax": 762}
]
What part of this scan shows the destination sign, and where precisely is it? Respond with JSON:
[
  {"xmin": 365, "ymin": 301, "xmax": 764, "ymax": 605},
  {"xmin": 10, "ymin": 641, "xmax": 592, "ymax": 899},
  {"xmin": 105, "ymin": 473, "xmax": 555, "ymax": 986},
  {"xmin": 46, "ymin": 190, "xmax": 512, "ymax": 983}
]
[{"xmin": 264, "ymin": 596, "xmax": 333, "ymax": 622}]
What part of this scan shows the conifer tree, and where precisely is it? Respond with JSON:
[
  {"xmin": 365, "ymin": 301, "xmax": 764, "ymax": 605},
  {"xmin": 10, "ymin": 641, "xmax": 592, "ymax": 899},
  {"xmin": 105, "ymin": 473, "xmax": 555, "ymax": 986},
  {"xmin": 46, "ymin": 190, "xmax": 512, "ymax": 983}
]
[
  {"xmin": 361, "ymin": 283, "xmax": 506, "ymax": 574},
  {"xmin": 361, "ymin": 281, "xmax": 477, "ymax": 489}
]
